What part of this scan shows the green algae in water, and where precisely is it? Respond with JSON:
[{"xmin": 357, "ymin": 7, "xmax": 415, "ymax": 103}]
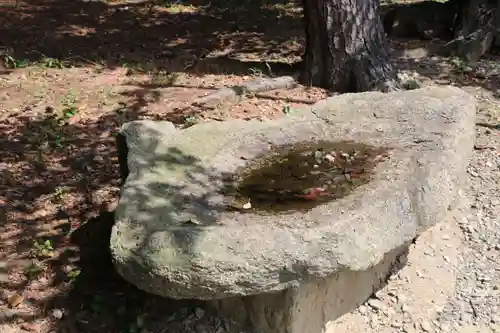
[{"xmin": 227, "ymin": 140, "xmax": 390, "ymax": 213}]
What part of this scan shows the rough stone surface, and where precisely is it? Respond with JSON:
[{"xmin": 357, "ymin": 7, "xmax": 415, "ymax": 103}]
[
  {"xmin": 212, "ymin": 194, "xmax": 467, "ymax": 333},
  {"xmin": 211, "ymin": 242, "xmax": 410, "ymax": 333},
  {"xmin": 110, "ymin": 86, "xmax": 476, "ymax": 300},
  {"xmin": 327, "ymin": 190, "xmax": 468, "ymax": 333},
  {"xmin": 138, "ymin": 189, "xmax": 473, "ymax": 333}
]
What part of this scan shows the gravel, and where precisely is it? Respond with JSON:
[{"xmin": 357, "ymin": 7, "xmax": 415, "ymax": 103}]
[{"xmin": 434, "ymin": 123, "xmax": 500, "ymax": 332}]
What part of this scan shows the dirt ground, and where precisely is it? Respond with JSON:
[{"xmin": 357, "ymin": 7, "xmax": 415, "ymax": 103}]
[{"xmin": 0, "ymin": 0, "xmax": 499, "ymax": 332}]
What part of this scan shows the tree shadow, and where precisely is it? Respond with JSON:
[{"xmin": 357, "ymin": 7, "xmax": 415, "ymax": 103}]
[
  {"xmin": 0, "ymin": 0, "xmax": 304, "ymax": 76},
  {"xmin": 0, "ymin": 105, "xmax": 228, "ymax": 331},
  {"xmin": 48, "ymin": 209, "xmax": 204, "ymax": 333},
  {"xmin": 3, "ymin": 0, "xmax": 499, "ymax": 105}
]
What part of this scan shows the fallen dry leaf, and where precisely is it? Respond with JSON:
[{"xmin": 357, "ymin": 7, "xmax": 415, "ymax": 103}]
[{"xmin": 7, "ymin": 293, "xmax": 24, "ymax": 308}]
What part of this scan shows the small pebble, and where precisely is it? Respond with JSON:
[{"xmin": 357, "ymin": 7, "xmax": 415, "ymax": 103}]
[
  {"xmin": 52, "ymin": 308, "xmax": 64, "ymax": 319},
  {"xmin": 94, "ymin": 155, "xmax": 104, "ymax": 163},
  {"xmin": 420, "ymin": 320, "xmax": 433, "ymax": 332},
  {"xmin": 367, "ymin": 298, "xmax": 386, "ymax": 311},
  {"xmin": 358, "ymin": 305, "xmax": 368, "ymax": 315},
  {"xmin": 195, "ymin": 307, "xmax": 205, "ymax": 319},
  {"xmin": 324, "ymin": 154, "xmax": 335, "ymax": 163}
]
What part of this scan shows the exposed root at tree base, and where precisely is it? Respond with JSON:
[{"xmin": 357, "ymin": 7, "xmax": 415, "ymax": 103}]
[
  {"xmin": 192, "ymin": 74, "xmax": 299, "ymax": 110},
  {"xmin": 476, "ymin": 122, "xmax": 500, "ymax": 130},
  {"xmin": 440, "ymin": 0, "xmax": 500, "ymax": 63},
  {"xmin": 191, "ymin": 71, "xmax": 407, "ymax": 113},
  {"xmin": 373, "ymin": 79, "xmax": 403, "ymax": 92},
  {"xmin": 441, "ymin": 30, "xmax": 495, "ymax": 63}
]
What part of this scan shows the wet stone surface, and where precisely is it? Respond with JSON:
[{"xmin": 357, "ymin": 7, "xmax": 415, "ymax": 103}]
[{"xmin": 226, "ymin": 141, "xmax": 390, "ymax": 213}]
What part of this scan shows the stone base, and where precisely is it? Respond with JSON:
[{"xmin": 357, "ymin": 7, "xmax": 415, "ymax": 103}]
[{"xmin": 210, "ymin": 244, "xmax": 410, "ymax": 333}]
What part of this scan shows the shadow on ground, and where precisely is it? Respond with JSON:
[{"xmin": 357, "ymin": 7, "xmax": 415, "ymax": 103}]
[
  {"xmin": 0, "ymin": 109, "xmax": 231, "ymax": 332},
  {"xmin": 0, "ymin": 0, "xmax": 304, "ymax": 76},
  {"xmin": 49, "ymin": 210, "xmax": 198, "ymax": 333}
]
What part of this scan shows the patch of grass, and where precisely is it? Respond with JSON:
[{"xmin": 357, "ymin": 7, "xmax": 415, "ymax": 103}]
[
  {"xmin": 182, "ymin": 115, "xmax": 198, "ymax": 126},
  {"xmin": 36, "ymin": 56, "xmax": 65, "ymax": 69},
  {"xmin": 151, "ymin": 70, "xmax": 181, "ymax": 86},
  {"xmin": 1, "ymin": 52, "xmax": 67, "ymax": 69},
  {"xmin": 2, "ymin": 53, "xmax": 29, "ymax": 69},
  {"xmin": 24, "ymin": 113, "xmax": 66, "ymax": 149},
  {"xmin": 261, "ymin": 1, "xmax": 301, "ymax": 15},
  {"xmin": 449, "ymin": 57, "xmax": 469, "ymax": 75}
]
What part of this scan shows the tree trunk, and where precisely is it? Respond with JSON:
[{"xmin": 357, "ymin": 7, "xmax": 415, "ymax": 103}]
[
  {"xmin": 443, "ymin": 0, "xmax": 500, "ymax": 62},
  {"xmin": 300, "ymin": 0, "xmax": 400, "ymax": 92}
]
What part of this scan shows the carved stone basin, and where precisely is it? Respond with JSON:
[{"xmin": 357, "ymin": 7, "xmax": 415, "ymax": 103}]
[
  {"xmin": 225, "ymin": 140, "xmax": 389, "ymax": 213},
  {"xmin": 110, "ymin": 86, "xmax": 475, "ymax": 333}
]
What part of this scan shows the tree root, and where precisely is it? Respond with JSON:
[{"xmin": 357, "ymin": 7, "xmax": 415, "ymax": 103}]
[
  {"xmin": 441, "ymin": 29, "xmax": 495, "ymax": 63},
  {"xmin": 190, "ymin": 68, "xmax": 410, "ymax": 114},
  {"xmin": 192, "ymin": 74, "xmax": 299, "ymax": 110},
  {"xmin": 373, "ymin": 78, "xmax": 403, "ymax": 92},
  {"xmin": 441, "ymin": 0, "xmax": 500, "ymax": 63},
  {"xmin": 476, "ymin": 122, "xmax": 500, "ymax": 130}
]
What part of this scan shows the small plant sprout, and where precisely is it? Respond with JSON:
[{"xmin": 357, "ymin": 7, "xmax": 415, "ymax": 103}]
[
  {"xmin": 38, "ymin": 56, "xmax": 64, "ymax": 69},
  {"xmin": 282, "ymin": 105, "xmax": 298, "ymax": 115},
  {"xmin": 183, "ymin": 115, "xmax": 198, "ymax": 126},
  {"xmin": 61, "ymin": 90, "xmax": 78, "ymax": 120},
  {"xmin": 52, "ymin": 187, "xmax": 64, "ymax": 201},
  {"xmin": 31, "ymin": 239, "xmax": 54, "ymax": 258},
  {"xmin": 24, "ymin": 261, "xmax": 45, "ymax": 280},
  {"xmin": 66, "ymin": 268, "xmax": 81, "ymax": 282},
  {"xmin": 2, "ymin": 53, "xmax": 29, "ymax": 69}
]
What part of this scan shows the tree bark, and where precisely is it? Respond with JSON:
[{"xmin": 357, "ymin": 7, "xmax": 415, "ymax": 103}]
[
  {"xmin": 300, "ymin": 0, "xmax": 400, "ymax": 92},
  {"xmin": 444, "ymin": 0, "xmax": 500, "ymax": 62}
]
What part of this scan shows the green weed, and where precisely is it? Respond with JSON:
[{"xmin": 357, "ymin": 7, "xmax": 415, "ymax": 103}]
[
  {"xmin": 24, "ymin": 261, "xmax": 45, "ymax": 280},
  {"xmin": 151, "ymin": 70, "xmax": 180, "ymax": 86},
  {"xmin": 61, "ymin": 90, "xmax": 79, "ymax": 120},
  {"xmin": 31, "ymin": 239, "xmax": 54, "ymax": 258},
  {"xmin": 2, "ymin": 54, "xmax": 29, "ymax": 69},
  {"xmin": 282, "ymin": 105, "xmax": 298, "ymax": 115},
  {"xmin": 66, "ymin": 268, "xmax": 81, "ymax": 283}
]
